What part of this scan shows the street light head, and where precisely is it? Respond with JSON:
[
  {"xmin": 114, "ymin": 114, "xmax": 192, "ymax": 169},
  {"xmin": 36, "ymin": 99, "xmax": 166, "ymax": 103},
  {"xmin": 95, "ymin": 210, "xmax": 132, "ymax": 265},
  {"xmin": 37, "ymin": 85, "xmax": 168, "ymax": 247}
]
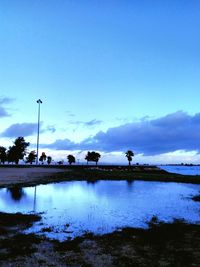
[{"xmin": 37, "ymin": 99, "xmax": 42, "ymax": 104}]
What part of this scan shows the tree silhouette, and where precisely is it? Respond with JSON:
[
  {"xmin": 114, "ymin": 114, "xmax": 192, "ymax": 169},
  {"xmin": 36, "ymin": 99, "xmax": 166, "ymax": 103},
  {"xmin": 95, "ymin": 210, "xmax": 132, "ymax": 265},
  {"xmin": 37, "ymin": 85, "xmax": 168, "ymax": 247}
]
[
  {"xmin": 47, "ymin": 156, "xmax": 52, "ymax": 165},
  {"xmin": 85, "ymin": 151, "xmax": 101, "ymax": 165},
  {"xmin": 125, "ymin": 150, "xmax": 134, "ymax": 166},
  {"xmin": 7, "ymin": 146, "xmax": 16, "ymax": 164},
  {"xmin": 39, "ymin": 152, "xmax": 47, "ymax": 164},
  {"xmin": 67, "ymin": 154, "xmax": 76, "ymax": 165},
  {"xmin": 7, "ymin": 137, "xmax": 29, "ymax": 164},
  {"xmin": 26, "ymin": 151, "xmax": 37, "ymax": 164},
  {"xmin": 0, "ymin": 146, "xmax": 7, "ymax": 164}
]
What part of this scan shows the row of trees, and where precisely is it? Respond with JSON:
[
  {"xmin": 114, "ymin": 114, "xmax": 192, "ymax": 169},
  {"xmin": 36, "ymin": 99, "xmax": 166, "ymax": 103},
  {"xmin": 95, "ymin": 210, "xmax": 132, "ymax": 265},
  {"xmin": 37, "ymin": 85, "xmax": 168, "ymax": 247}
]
[
  {"xmin": 67, "ymin": 150, "xmax": 134, "ymax": 166},
  {"xmin": 0, "ymin": 137, "xmax": 29, "ymax": 164},
  {"xmin": 0, "ymin": 137, "xmax": 52, "ymax": 165},
  {"xmin": 26, "ymin": 151, "xmax": 52, "ymax": 165},
  {"xmin": 0, "ymin": 136, "xmax": 135, "ymax": 165}
]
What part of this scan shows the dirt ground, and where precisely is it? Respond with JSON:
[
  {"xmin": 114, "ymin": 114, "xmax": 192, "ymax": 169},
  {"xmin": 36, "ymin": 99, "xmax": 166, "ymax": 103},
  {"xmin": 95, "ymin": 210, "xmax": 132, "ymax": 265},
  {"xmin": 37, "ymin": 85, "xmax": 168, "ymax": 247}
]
[{"xmin": 0, "ymin": 167, "xmax": 68, "ymax": 188}]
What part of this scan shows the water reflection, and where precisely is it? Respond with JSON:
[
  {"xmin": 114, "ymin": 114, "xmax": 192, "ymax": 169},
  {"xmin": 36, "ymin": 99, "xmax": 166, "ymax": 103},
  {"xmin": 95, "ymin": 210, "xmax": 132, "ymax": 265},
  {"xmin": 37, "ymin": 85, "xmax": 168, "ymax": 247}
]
[
  {"xmin": 0, "ymin": 180, "xmax": 199, "ymax": 240},
  {"xmin": 126, "ymin": 179, "xmax": 134, "ymax": 189},
  {"xmin": 7, "ymin": 187, "xmax": 25, "ymax": 201},
  {"xmin": 86, "ymin": 179, "xmax": 98, "ymax": 184},
  {"xmin": 33, "ymin": 186, "xmax": 37, "ymax": 212}
]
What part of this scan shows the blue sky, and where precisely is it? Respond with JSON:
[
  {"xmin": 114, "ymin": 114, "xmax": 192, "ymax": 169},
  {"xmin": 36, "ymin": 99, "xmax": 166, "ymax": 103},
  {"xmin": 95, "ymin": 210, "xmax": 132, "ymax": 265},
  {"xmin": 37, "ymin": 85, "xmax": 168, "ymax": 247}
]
[{"xmin": 0, "ymin": 0, "xmax": 200, "ymax": 164}]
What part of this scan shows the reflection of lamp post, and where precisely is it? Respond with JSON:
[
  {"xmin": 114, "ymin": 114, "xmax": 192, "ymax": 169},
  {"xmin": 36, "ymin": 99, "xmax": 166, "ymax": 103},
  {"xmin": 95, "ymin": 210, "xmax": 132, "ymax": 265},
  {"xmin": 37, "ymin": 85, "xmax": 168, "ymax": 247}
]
[
  {"xmin": 33, "ymin": 186, "xmax": 37, "ymax": 212},
  {"xmin": 36, "ymin": 99, "xmax": 42, "ymax": 165}
]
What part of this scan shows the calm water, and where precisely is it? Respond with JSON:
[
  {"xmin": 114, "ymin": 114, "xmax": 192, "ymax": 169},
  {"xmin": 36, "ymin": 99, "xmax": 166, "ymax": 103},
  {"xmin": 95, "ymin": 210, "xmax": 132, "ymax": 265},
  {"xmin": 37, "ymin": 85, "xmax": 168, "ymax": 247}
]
[
  {"xmin": 159, "ymin": 165, "xmax": 200, "ymax": 175},
  {"xmin": 0, "ymin": 180, "xmax": 200, "ymax": 240}
]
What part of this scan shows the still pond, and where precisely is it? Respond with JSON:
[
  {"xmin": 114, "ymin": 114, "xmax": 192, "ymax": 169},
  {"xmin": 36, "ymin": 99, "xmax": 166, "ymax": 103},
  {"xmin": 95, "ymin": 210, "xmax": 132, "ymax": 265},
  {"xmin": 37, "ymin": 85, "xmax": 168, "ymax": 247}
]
[{"xmin": 0, "ymin": 180, "xmax": 200, "ymax": 240}]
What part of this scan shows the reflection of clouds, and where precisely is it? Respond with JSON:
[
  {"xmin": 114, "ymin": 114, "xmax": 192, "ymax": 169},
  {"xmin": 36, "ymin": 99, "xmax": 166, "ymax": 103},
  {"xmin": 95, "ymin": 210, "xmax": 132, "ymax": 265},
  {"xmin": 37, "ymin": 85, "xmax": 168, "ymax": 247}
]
[
  {"xmin": 1, "ymin": 181, "xmax": 200, "ymax": 241},
  {"xmin": 36, "ymin": 182, "xmax": 98, "ymax": 204}
]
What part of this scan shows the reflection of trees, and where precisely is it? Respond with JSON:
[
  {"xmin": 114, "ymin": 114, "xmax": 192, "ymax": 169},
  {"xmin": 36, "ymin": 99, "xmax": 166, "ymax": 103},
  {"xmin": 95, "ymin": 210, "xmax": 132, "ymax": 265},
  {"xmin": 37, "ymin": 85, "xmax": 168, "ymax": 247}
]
[
  {"xmin": 7, "ymin": 187, "xmax": 25, "ymax": 201},
  {"xmin": 87, "ymin": 179, "xmax": 98, "ymax": 185},
  {"xmin": 126, "ymin": 179, "xmax": 134, "ymax": 188}
]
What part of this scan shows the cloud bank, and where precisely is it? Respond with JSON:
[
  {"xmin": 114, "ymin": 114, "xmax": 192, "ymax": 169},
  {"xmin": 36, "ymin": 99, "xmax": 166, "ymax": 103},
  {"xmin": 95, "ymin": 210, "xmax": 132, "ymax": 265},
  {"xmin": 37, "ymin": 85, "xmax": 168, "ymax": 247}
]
[
  {"xmin": 1, "ymin": 123, "xmax": 56, "ymax": 138},
  {"xmin": 0, "ymin": 97, "xmax": 15, "ymax": 117},
  {"xmin": 43, "ymin": 111, "xmax": 200, "ymax": 155},
  {"xmin": 68, "ymin": 119, "xmax": 102, "ymax": 127},
  {"xmin": 2, "ymin": 123, "xmax": 38, "ymax": 137}
]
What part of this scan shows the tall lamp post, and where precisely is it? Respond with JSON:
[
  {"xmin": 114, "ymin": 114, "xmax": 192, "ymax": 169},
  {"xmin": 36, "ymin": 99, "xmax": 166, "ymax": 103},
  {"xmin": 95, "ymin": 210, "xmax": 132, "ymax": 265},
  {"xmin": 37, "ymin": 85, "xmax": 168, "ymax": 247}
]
[{"xmin": 36, "ymin": 99, "xmax": 42, "ymax": 165}]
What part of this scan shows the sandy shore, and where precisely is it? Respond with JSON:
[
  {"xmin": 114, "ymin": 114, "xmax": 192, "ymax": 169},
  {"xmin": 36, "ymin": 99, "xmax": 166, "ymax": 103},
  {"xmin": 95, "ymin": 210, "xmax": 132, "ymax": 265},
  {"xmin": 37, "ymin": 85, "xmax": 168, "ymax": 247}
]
[{"xmin": 0, "ymin": 167, "xmax": 68, "ymax": 188}]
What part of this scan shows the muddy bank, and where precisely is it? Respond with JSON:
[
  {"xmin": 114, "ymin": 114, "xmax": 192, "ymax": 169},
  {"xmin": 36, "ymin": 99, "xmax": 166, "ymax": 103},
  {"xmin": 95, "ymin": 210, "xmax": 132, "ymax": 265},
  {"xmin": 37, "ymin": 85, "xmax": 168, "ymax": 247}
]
[
  {"xmin": 0, "ymin": 212, "xmax": 42, "ymax": 262},
  {"xmin": 75, "ymin": 166, "xmax": 200, "ymax": 184},
  {"xmin": 0, "ymin": 166, "xmax": 200, "ymax": 189},
  {"xmin": 0, "ymin": 214, "xmax": 200, "ymax": 266}
]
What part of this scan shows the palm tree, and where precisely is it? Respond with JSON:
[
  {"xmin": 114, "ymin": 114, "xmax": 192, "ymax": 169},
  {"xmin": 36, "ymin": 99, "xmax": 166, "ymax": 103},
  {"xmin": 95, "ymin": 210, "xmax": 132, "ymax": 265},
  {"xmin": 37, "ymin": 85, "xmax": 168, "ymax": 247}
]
[{"xmin": 125, "ymin": 150, "xmax": 134, "ymax": 166}]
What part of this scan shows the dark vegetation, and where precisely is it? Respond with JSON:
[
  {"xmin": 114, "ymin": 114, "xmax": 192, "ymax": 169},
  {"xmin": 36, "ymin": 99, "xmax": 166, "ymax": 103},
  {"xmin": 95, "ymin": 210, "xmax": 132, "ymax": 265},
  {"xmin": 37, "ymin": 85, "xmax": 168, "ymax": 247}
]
[
  {"xmin": 125, "ymin": 150, "xmax": 134, "ymax": 166},
  {"xmin": 67, "ymin": 154, "xmax": 76, "ymax": 165},
  {"xmin": 0, "ymin": 233, "xmax": 41, "ymax": 260},
  {"xmin": 85, "ymin": 151, "xmax": 101, "ymax": 165},
  {"xmin": 52, "ymin": 218, "xmax": 200, "ymax": 266},
  {"xmin": 26, "ymin": 150, "xmax": 37, "ymax": 164},
  {"xmin": 0, "ymin": 137, "xmax": 53, "ymax": 165},
  {"xmin": 47, "ymin": 156, "xmax": 52, "ymax": 165},
  {"xmin": 7, "ymin": 137, "xmax": 29, "ymax": 164},
  {"xmin": 39, "ymin": 151, "xmax": 47, "ymax": 164},
  {"xmin": 192, "ymin": 194, "xmax": 200, "ymax": 202},
  {"xmin": 0, "ymin": 212, "xmax": 42, "ymax": 261},
  {"xmin": 0, "ymin": 136, "xmax": 135, "ymax": 167},
  {"xmin": 0, "ymin": 212, "xmax": 41, "ymax": 229}
]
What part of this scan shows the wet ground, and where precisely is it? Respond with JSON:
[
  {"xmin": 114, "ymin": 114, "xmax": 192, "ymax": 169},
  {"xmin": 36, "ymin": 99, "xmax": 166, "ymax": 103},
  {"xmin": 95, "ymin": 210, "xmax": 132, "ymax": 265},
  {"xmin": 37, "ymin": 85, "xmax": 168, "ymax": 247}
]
[{"xmin": 0, "ymin": 212, "xmax": 200, "ymax": 267}]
